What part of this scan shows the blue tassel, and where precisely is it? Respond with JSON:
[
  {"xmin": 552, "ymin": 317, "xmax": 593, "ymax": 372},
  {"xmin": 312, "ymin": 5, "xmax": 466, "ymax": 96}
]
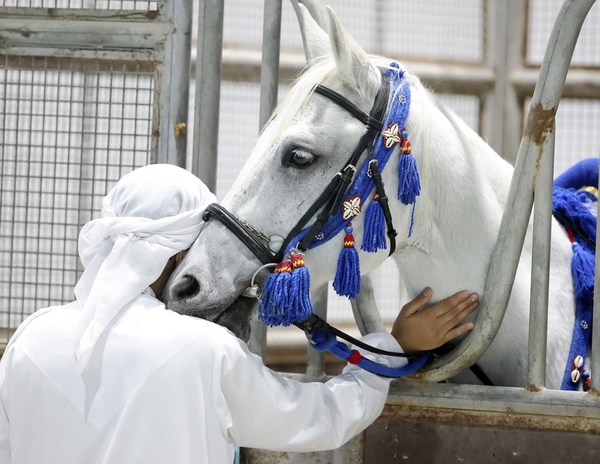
[
  {"xmin": 288, "ymin": 252, "xmax": 313, "ymax": 324},
  {"xmin": 258, "ymin": 259, "xmax": 292, "ymax": 326},
  {"xmin": 361, "ymin": 193, "xmax": 387, "ymax": 252},
  {"xmin": 333, "ymin": 224, "xmax": 361, "ymax": 299},
  {"xmin": 571, "ymin": 241, "xmax": 595, "ymax": 300},
  {"xmin": 398, "ymin": 133, "xmax": 421, "ymax": 205}
]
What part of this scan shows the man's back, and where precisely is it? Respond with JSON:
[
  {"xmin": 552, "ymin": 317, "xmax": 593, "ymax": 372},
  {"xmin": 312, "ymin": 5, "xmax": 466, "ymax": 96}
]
[{"xmin": 0, "ymin": 295, "xmax": 238, "ymax": 464}]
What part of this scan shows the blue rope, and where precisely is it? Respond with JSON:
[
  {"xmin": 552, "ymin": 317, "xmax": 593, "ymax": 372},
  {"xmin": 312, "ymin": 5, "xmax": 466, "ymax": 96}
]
[{"xmin": 309, "ymin": 328, "xmax": 429, "ymax": 378}]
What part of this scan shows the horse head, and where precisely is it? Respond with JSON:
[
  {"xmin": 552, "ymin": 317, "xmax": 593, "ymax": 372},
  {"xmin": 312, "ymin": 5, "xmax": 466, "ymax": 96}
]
[
  {"xmin": 166, "ymin": 5, "xmax": 404, "ymax": 335},
  {"xmin": 166, "ymin": 0, "xmax": 530, "ymax": 360}
]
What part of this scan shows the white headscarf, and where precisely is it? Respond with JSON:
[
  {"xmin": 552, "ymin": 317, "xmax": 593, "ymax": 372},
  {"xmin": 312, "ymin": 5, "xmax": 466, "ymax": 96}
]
[{"xmin": 73, "ymin": 164, "xmax": 215, "ymax": 372}]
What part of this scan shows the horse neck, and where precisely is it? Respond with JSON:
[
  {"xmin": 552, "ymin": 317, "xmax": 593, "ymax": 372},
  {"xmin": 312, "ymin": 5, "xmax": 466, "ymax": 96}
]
[{"xmin": 394, "ymin": 90, "xmax": 514, "ymax": 298}]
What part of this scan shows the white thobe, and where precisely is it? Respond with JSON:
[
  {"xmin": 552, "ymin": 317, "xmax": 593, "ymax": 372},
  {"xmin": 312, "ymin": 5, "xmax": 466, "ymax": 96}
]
[{"xmin": 0, "ymin": 294, "xmax": 404, "ymax": 463}]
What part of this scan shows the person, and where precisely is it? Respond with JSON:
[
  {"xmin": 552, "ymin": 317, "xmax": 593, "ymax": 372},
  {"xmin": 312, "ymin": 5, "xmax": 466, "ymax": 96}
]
[{"xmin": 0, "ymin": 164, "xmax": 478, "ymax": 463}]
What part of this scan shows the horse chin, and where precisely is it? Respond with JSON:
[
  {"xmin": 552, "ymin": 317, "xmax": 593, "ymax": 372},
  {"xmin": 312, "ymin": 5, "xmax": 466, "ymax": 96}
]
[
  {"xmin": 170, "ymin": 295, "xmax": 257, "ymax": 343},
  {"xmin": 212, "ymin": 296, "xmax": 257, "ymax": 342}
]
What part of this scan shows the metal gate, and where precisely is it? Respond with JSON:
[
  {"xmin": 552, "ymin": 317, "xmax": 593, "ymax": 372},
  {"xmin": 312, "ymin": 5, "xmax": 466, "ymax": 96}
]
[
  {"xmin": 199, "ymin": 0, "xmax": 600, "ymax": 462},
  {"xmin": 0, "ymin": 0, "xmax": 192, "ymax": 348}
]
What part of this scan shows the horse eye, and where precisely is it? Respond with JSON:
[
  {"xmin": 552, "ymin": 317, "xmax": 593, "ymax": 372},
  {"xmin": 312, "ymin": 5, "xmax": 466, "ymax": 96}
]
[{"xmin": 285, "ymin": 149, "xmax": 316, "ymax": 168}]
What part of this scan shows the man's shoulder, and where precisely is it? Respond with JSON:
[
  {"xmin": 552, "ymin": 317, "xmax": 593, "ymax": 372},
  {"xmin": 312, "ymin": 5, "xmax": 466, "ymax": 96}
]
[{"xmin": 5, "ymin": 302, "xmax": 79, "ymax": 351}]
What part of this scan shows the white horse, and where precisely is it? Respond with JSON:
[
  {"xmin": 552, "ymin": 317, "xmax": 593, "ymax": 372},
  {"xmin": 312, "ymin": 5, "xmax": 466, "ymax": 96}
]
[{"xmin": 166, "ymin": 2, "xmax": 576, "ymax": 389}]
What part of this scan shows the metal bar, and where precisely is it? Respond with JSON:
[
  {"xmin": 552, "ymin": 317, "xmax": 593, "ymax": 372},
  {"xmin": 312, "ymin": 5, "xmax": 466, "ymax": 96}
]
[
  {"xmin": 416, "ymin": 0, "xmax": 597, "ymax": 383},
  {"xmin": 259, "ymin": 0, "xmax": 282, "ymax": 129},
  {"xmin": 350, "ymin": 274, "xmax": 385, "ymax": 336},
  {"xmin": 0, "ymin": 18, "xmax": 169, "ymax": 50},
  {"xmin": 305, "ymin": 283, "xmax": 328, "ymax": 380},
  {"xmin": 591, "ymin": 157, "xmax": 600, "ymax": 394},
  {"xmin": 481, "ymin": 0, "xmax": 525, "ymax": 163},
  {"xmin": 512, "ymin": 67, "xmax": 600, "ymax": 99},
  {"xmin": 219, "ymin": 48, "xmax": 496, "ymax": 94},
  {"xmin": 527, "ymin": 126, "xmax": 555, "ymax": 389},
  {"xmin": 1, "ymin": 47, "xmax": 157, "ymax": 65},
  {"xmin": 0, "ymin": 7, "xmax": 162, "ymax": 21},
  {"xmin": 246, "ymin": 0, "xmax": 283, "ymax": 360},
  {"xmin": 191, "ymin": 0, "xmax": 224, "ymax": 192},
  {"xmin": 156, "ymin": 0, "xmax": 192, "ymax": 166},
  {"xmin": 388, "ymin": 382, "xmax": 600, "ymax": 432},
  {"xmin": 220, "ymin": 48, "xmax": 600, "ymax": 98}
]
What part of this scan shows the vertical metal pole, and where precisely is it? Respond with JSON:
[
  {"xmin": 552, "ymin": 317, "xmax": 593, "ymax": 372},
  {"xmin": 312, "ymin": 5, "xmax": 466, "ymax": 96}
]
[
  {"xmin": 157, "ymin": 0, "xmax": 194, "ymax": 166},
  {"xmin": 192, "ymin": 0, "xmax": 224, "ymax": 191},
  {"xmin": 591, "ymin": 155, "xmax": 600, "ymax": 394},
  {"xmin": 527, "ymin": 126, "xmax": 555, "ymax": 389},
  {"xmin": 248, "ymin": 0, "xmax": 283, "ymax": 358},
  {"xmin": 482, "ymin": 0, "xmax": 525, "ymax": 164},
  {"xmin": 259, "ymin": 0, "xmax": 282, "ymax": 129}
]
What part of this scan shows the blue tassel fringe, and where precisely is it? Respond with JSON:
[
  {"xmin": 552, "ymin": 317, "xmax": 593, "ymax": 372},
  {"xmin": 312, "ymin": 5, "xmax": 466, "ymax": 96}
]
[
  {"xmin": 361, "ymin": 196, "xmax": 387, "ymax": 252},
  {"xmin": 288, "ymin": 254, "xmax": 313, "ymax": 324},
  {"xmin": 333, "ymin": 231, "xmax": 361, "ymax": 299},
  {"xmin": 398, "ymin": 153, "xmax": 421, "ymax": 205},
  {"xmin": 572, "ymin": 242, "xmax": 595, "ymax": 299},
  {"xmin": 258, "ymin": 261, "xmax": 292, "ymax": 326}
]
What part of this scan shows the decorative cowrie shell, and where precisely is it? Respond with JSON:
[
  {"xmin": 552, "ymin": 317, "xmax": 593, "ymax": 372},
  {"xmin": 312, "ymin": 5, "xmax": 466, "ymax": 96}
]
[
  {"xmin": 571, "ymin": 369, "xmax": 581, "ymax": 383},
  {"xmin": 573, "ymin": 355, "xmax": 584, "ymax": 369}
]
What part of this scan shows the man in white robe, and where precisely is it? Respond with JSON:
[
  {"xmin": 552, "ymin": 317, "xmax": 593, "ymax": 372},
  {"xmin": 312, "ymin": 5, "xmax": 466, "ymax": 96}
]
[{"xmin": 0, "ymin": 164, "xmax": 478, "ymax": 463}]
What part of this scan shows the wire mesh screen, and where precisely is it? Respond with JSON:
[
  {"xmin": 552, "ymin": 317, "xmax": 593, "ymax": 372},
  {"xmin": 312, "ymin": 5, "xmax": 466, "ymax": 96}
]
[
  {"xmin": 527, "ymin": 0, "xmax": 600, "ymax": 66},
  {"xmin": 0, "ymin": 56, "xmax": 155, "ymax": 342},
  {"xmin": 0, "ymin": 0, "xmax": 158, "ymax": 9},
  {"xmin": 223, "ymin": 0, "xmax": 485, "ymax": 62}
]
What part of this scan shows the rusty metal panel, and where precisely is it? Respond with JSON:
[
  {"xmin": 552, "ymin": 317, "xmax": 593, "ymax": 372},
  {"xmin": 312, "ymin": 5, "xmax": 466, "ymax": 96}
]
[{"xmin": 364, "ymin": 414, "xmax": 600, "ymax": 463}]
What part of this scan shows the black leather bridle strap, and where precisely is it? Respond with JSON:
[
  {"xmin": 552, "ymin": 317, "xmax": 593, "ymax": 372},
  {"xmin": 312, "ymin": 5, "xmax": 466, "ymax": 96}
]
[
  {"xmin": 313, "ymin": 85, "xmax": 383, "ymax": 131},
  {"xmin": 280, "ymin": 76, "xmax": 392, "ymax": 256},
  {"xmin": 367, "ymin": 147, "xmax": 397, "ymax": 255},
  {"xmin": 294, "ymin": 313, "xmax": 428, "ymax": 358},
  {"xmin": 203, "ymin": 204, "xmax": 275, "ymax": 265},
  {"xmin": 203, "ymin": 73, "xmax": 392, "ymax": 267}
]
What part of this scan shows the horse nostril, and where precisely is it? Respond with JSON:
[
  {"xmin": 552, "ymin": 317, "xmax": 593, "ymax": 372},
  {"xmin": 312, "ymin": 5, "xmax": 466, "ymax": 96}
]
[{"xmin": 171, "ymin": 275, "xmax": 200, "ymax": 300}]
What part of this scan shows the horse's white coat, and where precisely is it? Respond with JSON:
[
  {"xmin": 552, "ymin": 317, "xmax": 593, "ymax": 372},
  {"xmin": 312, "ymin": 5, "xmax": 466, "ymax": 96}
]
[{"xmin": 167, "ymin": 4, "xmax": 576, "ymax": 389}]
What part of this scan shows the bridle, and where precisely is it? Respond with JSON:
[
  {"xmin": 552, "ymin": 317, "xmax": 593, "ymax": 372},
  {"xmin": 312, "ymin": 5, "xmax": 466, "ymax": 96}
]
[
  {"xmin": 200, "ymin": 69, "xmax": 430, "ymax": 368},
  {"xmin": 203, "ymin": 70, "xmax": 397, "ymax": 268}
]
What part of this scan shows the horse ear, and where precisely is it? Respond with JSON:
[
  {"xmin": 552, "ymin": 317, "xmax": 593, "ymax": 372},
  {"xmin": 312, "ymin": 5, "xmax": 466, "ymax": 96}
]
[
  {"xmin": 291, "ymin": 1, "xmax": 331, "ymax": 64},
  {"xmin": 326, "ymin": 6, "xmax": 373, "ymax": 89}
]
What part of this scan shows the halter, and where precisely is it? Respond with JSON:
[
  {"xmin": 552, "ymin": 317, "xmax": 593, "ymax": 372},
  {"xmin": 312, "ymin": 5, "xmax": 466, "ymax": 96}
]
[
  {"xmin": 203, "ymin": 71, "xmax": 395, "ymax": 266},
  {"xmin": 202, "ymin": 63, "xmax": 429, "ymax": 376}
]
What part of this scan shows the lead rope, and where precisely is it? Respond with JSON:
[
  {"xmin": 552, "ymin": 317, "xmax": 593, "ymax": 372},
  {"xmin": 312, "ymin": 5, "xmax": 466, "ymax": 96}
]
[{"xmin": 294, "ymin": 313, "xmax": 430, "ymax": 378}]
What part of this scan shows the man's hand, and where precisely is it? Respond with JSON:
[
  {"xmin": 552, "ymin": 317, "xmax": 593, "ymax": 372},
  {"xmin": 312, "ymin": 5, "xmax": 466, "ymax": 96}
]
[{"xmin": 391, "ymin": 288, "xmax": 479, "ymax": 352}]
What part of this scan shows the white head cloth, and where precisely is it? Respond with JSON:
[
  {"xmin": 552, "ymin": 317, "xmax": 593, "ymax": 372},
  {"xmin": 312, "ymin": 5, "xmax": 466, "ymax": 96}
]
[{"xmin": 73, "ymin": 164, "xmax": 215, "ymax": 372}]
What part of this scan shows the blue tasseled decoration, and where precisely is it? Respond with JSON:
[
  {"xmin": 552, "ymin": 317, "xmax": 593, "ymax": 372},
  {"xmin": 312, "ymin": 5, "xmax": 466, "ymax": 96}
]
[
  {"xmin": 572, "ymin": 241, "xmax": 595, "ymax": 299},
  {"xmin": 361, "ymin": 194, "xmax": 387, "ymax": 252},
  {"xmin": 333, "ymin": 224, "xmax": 361, "ymax": 298},
  {"xmin": 398, "ymin": 133, "xmax": 421, "ymax": 205},
  {"xmin": 258, "ymin": 259, "xmax": 292, "ymax": 326},
  {"xmin": 287, "ymin": 252, "xmax": 313, "ymax": 324},
  {"xmin": 553, "ymin": 182, "xmax": 596, "ymax": 391}
]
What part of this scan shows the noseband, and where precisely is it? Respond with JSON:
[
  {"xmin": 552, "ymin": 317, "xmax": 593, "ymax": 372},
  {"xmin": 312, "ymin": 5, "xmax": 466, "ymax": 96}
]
[{"xmin": 203, "ymin": 70, "xmax": 397, "ymax": 267}]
